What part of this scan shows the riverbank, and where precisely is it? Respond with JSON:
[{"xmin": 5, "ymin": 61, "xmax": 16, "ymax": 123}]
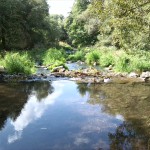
[
  {"xmin": 0, "ymin": 45, "xmax": 150, "ymax": 84},
  {"xmin": 0, "ymin": 64, "xmax": 150, "ymax": 84}
]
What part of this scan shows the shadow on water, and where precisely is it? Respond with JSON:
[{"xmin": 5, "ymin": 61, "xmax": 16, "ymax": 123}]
[
  {"xmin": 0, "ymin": 81, "xmax": 53, "ymax": 131},
  {"xmin": 76, "ymin": 82, "xmax": 150, "ymax": 149}
]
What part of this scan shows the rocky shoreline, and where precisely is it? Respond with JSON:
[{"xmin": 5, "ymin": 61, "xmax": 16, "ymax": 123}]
[{"xmin": 0, "ymin": 65, "xmax": 150, "ymax": 84}]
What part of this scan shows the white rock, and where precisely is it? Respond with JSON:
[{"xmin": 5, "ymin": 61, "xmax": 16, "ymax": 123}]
[
  {"xmin": 128, "ymin": 72, "xmax": 138, "ymax": 78},
  {"xmin": 140, "ymin": 71, "xmax": 150, "ymax": 78},
  {"xmin": 104, "ymin": 78, "xmax": 112, "ymax": 83}
]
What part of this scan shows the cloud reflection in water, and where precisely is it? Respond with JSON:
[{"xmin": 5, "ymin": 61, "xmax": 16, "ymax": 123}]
[{"xmin": 8, "ymin": 82, "xmax": 64, "ymax": 144}]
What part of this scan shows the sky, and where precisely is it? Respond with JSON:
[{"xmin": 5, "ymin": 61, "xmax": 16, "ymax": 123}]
[{"xmin": 47, "ymin": 0, "xmax": 75, "ymax": 17}]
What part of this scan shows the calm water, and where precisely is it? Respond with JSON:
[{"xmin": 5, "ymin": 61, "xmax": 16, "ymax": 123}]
[{"xmin": 0, "ymin": 80, "xmax": 150, "ymax": 150}]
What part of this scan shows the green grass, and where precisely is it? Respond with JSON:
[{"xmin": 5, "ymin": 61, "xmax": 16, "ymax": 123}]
[
  {"xmin": 114, "ymin": 50, "xmax": 150, "ymax": 72},
  {"xmin": 43, "ymin": 48, "xmax": 67, "ymax": 71},
  {"xmin": 85, "ymin": 50, "xmax": 100, "ymax": 65},
  {"xmin": 85, "ymin": 47, "xmax": 150, "ymax": 72},
  {"xmin": 99, "ymin": 51, "xmax": 115, "ymax": 67},
  {"xmin": 68, "ymin": 50, "xmax": 85, "ymax": 62},
  {"xmin": 4, "ymin": 52, "xmax": 35, "ymax": 74}
]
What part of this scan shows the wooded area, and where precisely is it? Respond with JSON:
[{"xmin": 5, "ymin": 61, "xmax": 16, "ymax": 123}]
[
  {"xmin": 0, "ymin": 0, "xmax": 150, "ymax": 74},
  {"xmin": 0, "ymin": 0, "xmax": 149, "ymax": 50}
]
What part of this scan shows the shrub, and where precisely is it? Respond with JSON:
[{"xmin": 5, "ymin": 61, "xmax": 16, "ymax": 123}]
[
  {"xmin": 48, "ymin": 61, "xmax": 68, "ymax": 71},
  {"xmin": 114, "ymin": 54, "xmax": 132, "ymax": 72},
  {"xmin": 43, "ymin": 48, "xmax": 66, "ymax": 65},
  {"xmin": 68, "ymin": 51, "xmax": 85, "ymax": 62},
  {"xmin": 4, "ymin": 52, "xmax": 35, "ymax": 74},
  {"xmin": 85, "ymin": 50, "xmax": 101, "ymax": 65},
  {"xmin": 114, "ymin": 52, "xmax": 150, "ymax": 72},
  {"xmin": 43, "ymin": 48, "xmax": 67, "ymax": 71},
  {"xmin": 131, "ymin": 55, "xmax": 150, "ymax": 72},
  {"xmin": 99, "ymin": 52, "xmax": 115, "ymax": 67}
]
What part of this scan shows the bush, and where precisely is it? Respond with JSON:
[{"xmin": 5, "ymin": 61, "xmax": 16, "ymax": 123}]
[
  {"xmin": 114, "ymin": 50, "xmax": 150, "ymax": 72},
  {"xmin": 99, "ymin": 52, "xmax": 115, "ymax": 67},
  {"xmin": 68, "ymin": 51, "xmax": 85, "ymax": 62},
  {"xmin": 48, "ymin": 61, "xmax": 68, "ymax": 71},
  {"xmin": 43, "ymin": 48, "xmax": 66, "ymax": 65},
  {"xmin": 4, "ymin": 52, "xmax": 35, "ymax": 74},
  {"xmin": 43, "ymin": 48, "xmax": 67, "ymax": 71},
  {"xmin": 114, "ymin": 54, "xmax": 132, "ymax": 72},
  {"xmin": 131, "ymin": 55, "xmax": 150, "ymax": 72},
  {"xmin": 85, "ymin": 50, "xmax": 100, "ymax": 65}
]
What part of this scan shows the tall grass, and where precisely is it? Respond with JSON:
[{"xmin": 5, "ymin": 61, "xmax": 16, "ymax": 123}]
[
  {"xmin": 43, "ymin": 48, "xmax": 67, "ymax": 70},
  {"xmin": 99, "ymin": 51, "xmax": 115, "ymax": 67},
  {"xmin": 68, "ymin": 50, "xmax": 85, "ymax": 62},
  {"xmin": 85, "ymin": 47, "xmax": 150, "ymax": 72},
  {"xmin": 4, "ymin": 52, "xmax": 35, "ymax": 74},
  {"xmin": 85, "ymin": 50, "xmax": 100, "ymax": 65},
  {"xmin": 114, "ymin": 50, "xmax": 150, "ymax": 72}
]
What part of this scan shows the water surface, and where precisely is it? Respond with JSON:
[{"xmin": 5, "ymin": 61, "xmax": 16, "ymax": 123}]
[{"xmin": 0, "ymin": 80, "xmax": 150, "ymax": 150}]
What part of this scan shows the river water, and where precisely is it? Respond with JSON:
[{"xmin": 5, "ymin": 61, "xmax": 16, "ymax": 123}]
[{"xmin": 0, "ymin": 80, "xmax": 150, "ymax": 150}]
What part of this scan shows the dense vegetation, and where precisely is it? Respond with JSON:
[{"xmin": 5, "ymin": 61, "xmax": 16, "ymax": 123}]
[{"xmin": 0, "ymin": 0, "xmax": 150, "ymax": 74}]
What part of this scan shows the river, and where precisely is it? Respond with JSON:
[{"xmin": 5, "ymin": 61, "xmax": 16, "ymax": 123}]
[{"xmin": 0, "ymin": 80, "xmax": 150, "ymax": 150}]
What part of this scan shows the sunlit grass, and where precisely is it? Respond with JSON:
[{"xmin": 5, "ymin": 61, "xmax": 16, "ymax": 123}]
[
  {"xmin": 68, "ymin": 50, "xmax": 85, "ymax": 62},
  {"xmin": 43, "ymin": 48, "xmax": 67, "ymax": 71},
  {"xmin": 85, "ymin": 50, "xmax": 100, "ymax": 65},
  {"xmin": 4, "ymin": 52, "xmax": 35, "ymax": 74}
]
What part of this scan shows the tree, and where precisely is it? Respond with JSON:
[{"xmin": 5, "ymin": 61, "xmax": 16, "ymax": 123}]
[
  {"xmin": 91, "ymin": 0, "xmax": 150, "ymax": 50},
  {"xmin": 65, "ymin": 0, "xmax": 98, "ymax": 47},
  {"xmin": 0, "ymin": 0, "xmax": 51, "ymax": 49}
]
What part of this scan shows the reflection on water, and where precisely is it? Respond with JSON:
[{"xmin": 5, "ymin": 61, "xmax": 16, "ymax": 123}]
[
  {"xmin": 0, "ymin": 81, "xmax": 150, "ymax": 150},
  {"xmin": 79, "ymin": 82, "xmax": 150, "ymax": 149}
]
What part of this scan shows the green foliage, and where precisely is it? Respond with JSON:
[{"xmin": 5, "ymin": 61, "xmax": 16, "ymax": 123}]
[
  {"xmin": 92, "ymin": 0, "xmax": 150, "ymax": 50},
  {"xmin": 0, "ymin": 0, "xmax": 66, "ymax": 49},
  {"xmin": 99, "ymin": 52, "xmax": 115, "ymax": 67},
  {"xmin": 85, "ymin": 50, "xmax": 100, "ymax": 65},
  {"xmin": 68, "ymin": 51, "xmax": 85, "ymax": 62},
  {"xmin": 114, "ymin": 50, "xmax": 150, "ymax": 72},
  {"xmin": 4, "ymin": 52, "xmax": 35, "ymax": 74},
  {"xmin": 48, "ymin": 61, "xmax": 68, "ymax": 71},
  {"xmin": 114, "ymin": 54, "xmax": 132, "ymax": 72},
  {"xmin": 58, "ymin": 42, "xmax": 73, "ymax": 51},
  {"xmin": 64, "ymin": 0, "xmax": 98, "ymax": 47},
  {"xmin": 43, "ymin": 48, "xmax": 67, "ymax": 70}
]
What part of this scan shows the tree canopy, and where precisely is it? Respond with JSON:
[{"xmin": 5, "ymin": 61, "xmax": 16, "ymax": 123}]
[
  {"xmin": 0, "ymin": 0, "xmax": 65, "ymax": 49},
  {"xmin": 91, "ymin": 0, "xmax": 150, "ymax": 50}
]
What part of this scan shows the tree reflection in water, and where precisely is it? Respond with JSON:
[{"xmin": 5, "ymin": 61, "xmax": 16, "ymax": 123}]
[
  {"xmin": 76, "ymin": 83, "xmax": 89, "ymax": 97},
  {"xmin": 77, "ymin": 82, "xmax": 150, "ymax": 149},
  {"xmin": 109, "ymin": 121, "xmax": 149, "ymax": 150},
  {"xmin": 0, "ymin": 81, "xmax": 53, "ymax": 131}
]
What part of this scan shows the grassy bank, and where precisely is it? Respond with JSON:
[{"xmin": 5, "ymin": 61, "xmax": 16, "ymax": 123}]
[
  {"xmin": 0, "ymin": 42, "xmax": 72, "ymax": 74},
  {"xmin": 70, "ymin": 46, "xmax": 150, "ymax": 73},
  {"xmin": 0, "ymin": 44, "xmax": 150, "ymax": 74},
  {"xmin": 0, "ymin": 52, "xmax": 35, "ymax": 75}
]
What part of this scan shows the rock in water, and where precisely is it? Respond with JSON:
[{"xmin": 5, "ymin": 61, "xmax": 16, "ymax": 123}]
[{"xmin": 104, "ymin": 78, "xmax": 112, "ymax": 83}]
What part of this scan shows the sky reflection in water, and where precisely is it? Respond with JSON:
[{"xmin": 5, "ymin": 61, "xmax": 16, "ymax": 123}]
[{"xmin": 0, "ymin": 80, "xmax": 149, "ymax": 150}]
